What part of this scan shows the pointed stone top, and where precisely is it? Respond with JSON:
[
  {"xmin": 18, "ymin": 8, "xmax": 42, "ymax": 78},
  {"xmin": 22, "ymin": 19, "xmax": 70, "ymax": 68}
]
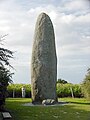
[
  {"xmin": 38, "ymin": 12, "xmax": 50, "ymax": 19},
  {"xmin": 36, "ymin": 12, "xmax": 52, "ymax": 27},
  {"xmin": 39, "ymin": 12, "xmax": 48, "ymax": 16}
]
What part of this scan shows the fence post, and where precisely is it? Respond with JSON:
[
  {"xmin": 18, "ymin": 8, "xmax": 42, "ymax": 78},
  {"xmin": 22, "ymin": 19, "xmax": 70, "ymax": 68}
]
[
  {"xmin": 70, "ymin": 87, "xmax": 74, "ymax": 98},
  {"xmin": 22, "ymin": 86, "xmax": 26, "ymax": 98},
  {"xmin": 13, "ymin": 89, "xmax": 15, "ymax": 98}
]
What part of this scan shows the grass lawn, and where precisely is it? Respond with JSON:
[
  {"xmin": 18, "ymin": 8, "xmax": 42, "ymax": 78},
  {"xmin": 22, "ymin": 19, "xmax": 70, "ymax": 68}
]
[{"xmin": 5, "ymin": 98, "xmax": 90, "ymax": 120}]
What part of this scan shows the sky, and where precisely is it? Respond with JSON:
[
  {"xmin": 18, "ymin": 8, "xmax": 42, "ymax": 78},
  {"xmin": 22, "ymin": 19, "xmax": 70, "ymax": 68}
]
[{"xmin": 0, "ymin": 0, "xmax": 90, "ymax": 84}]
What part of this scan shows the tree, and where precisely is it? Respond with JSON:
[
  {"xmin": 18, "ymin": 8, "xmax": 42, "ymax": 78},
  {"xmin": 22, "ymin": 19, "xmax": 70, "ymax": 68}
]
[
  {"xmin": 0, "ymin": 35, "xmax": 14, "ymax": 111},
  {"xmin": 57, "ymin": 79, "xmax": 68, "ymax": 84},
  {"xmin": 82, "ymin": 68, "xmax": 90, "ymax": 100},
  {"xmin": 0, "ymin": 35, "xmax": 13, "ymax": 67}
]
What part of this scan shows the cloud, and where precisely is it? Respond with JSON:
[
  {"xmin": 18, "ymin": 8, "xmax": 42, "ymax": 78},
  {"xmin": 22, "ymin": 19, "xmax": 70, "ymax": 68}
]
[
  {"xmin": 63, "ymin": 0, "xmax": 90, "ymax": 14},
  {"xmin": 65, "ymin": 0, "xmax": 89, "ymax": 10}
]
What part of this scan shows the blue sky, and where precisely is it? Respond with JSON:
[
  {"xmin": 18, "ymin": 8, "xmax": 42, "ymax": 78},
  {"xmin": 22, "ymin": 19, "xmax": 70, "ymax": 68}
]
[{"xmin": 0, "ymin": 0, "xmax": 90, "ymax": 84}]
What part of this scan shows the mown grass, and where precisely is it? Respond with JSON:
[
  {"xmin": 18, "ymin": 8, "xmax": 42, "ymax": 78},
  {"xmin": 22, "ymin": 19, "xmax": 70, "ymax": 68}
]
[{"xmin": 5, "ymin": 98, "xmax": 90, "ymax": 120}]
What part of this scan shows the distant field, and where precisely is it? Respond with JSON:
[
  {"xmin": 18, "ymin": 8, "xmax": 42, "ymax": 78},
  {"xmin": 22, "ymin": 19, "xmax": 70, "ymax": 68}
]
[{"xmin": 6, "ymin": 98, "xmax": 90, "ymax": 120}]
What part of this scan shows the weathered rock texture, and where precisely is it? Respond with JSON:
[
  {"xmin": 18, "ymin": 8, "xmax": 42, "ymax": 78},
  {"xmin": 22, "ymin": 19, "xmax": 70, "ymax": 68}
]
[{"xmin": 31, "ymin": 12, "xmax": 57, "ymax": 104}]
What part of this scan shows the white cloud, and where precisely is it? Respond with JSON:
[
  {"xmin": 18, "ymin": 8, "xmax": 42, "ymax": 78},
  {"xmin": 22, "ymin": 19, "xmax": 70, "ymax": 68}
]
[
  {"xmin": 74, "ymin": 13, "xmax": 90, "ymax": 23},
  {"xmin": 58, "ymin": 0, "xmax": 89, "ymax": 17},
  {"xmin": 64, "ymin": 0, "xmax": 89, "ymax": 11}
]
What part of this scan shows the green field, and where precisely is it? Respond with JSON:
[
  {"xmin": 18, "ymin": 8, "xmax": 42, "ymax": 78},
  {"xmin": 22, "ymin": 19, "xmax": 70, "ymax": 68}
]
[{"xmin": 5, "ymin": 98, "xmax": 90, "ymax": 120}]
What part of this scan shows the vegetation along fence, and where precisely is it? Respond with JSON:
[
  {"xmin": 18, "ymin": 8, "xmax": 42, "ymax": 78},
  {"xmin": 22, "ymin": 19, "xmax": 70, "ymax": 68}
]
[{"xmin": 7, "ymin": 83, "xmax": 83, "ymax": 98}]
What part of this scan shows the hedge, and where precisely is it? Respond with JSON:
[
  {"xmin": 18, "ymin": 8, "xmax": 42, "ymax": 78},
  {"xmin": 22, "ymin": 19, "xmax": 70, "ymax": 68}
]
[
  {"xmin": 7, "ymin": 84, "xmax": 31, "ymax": 98},
  {"xmin": 7, "ymin": 83, "xmax": 83, "ymax": 98},
  {"xmin": 56, "ymin": 83, "xmax": 83, "ymax": 98}
]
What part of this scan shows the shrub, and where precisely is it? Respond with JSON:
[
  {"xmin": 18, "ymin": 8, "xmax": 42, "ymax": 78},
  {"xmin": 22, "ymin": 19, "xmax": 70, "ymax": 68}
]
[
  {"xmin": 81, "ymin": 68, "xmax": 90, "ymax": 100},
  {"xmin": 0, "ymin": 66, "xmax": 13, "ymax": 111},
  {"xmin": 56, "ymin": 83, "xmax": 82, "ymax": 98},
  {"xmin": 7, "ymin": 84, "xmax": 31, "ymax": 98},
  {"xmin": 7, "ymin": 83, "xmax": 82, "ymax": 98}
]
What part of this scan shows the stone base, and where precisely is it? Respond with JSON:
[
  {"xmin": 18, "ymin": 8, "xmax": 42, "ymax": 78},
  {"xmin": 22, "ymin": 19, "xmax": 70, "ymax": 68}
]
[
  {"xmin": 32, "ymin": 101, "xmax": 42, "ymax": 105},
  {"xmin": 23, "ymin": 101, "xmax": 68, "ymax": 107}
]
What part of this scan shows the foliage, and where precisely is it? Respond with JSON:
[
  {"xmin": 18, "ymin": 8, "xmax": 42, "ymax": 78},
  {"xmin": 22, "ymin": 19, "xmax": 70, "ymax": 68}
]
[
  {"xmin": 5, "ymin": 98, "xmax": 90, "ymax": 120},
  {"xmin": 0, "ymin": 35, "xmax": 13, "ymax": 67},
  {"xmin": 57, "ymin": 79, "xmax": 68, "ymax": 84},
  {"xmin": 81, "ymin": 68, "xmax": 90, "ymax": 100},
  {"xmin": 0, "ymin": 66, "xmax": 13, "ymax": 109},
  {"xmin": 0, "ymin": 35, "xmax": 13, "ymax": 111},
  {"xmin": 7, "ymin": 84, "xmax": 31, "ymax": 98},
  {"xmin": 7, "ymin": 83, "xmax": 82, "ymax": 98},
  {"xmin": 56, "ymin": 83, "xmax": 82, "ymax": 98}
]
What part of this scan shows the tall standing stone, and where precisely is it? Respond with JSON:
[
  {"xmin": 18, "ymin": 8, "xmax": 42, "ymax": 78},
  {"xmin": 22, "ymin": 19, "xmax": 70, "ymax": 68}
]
[{"xmin": 31, "ymin": 13, "xmax": 57, "ymax": 104}]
